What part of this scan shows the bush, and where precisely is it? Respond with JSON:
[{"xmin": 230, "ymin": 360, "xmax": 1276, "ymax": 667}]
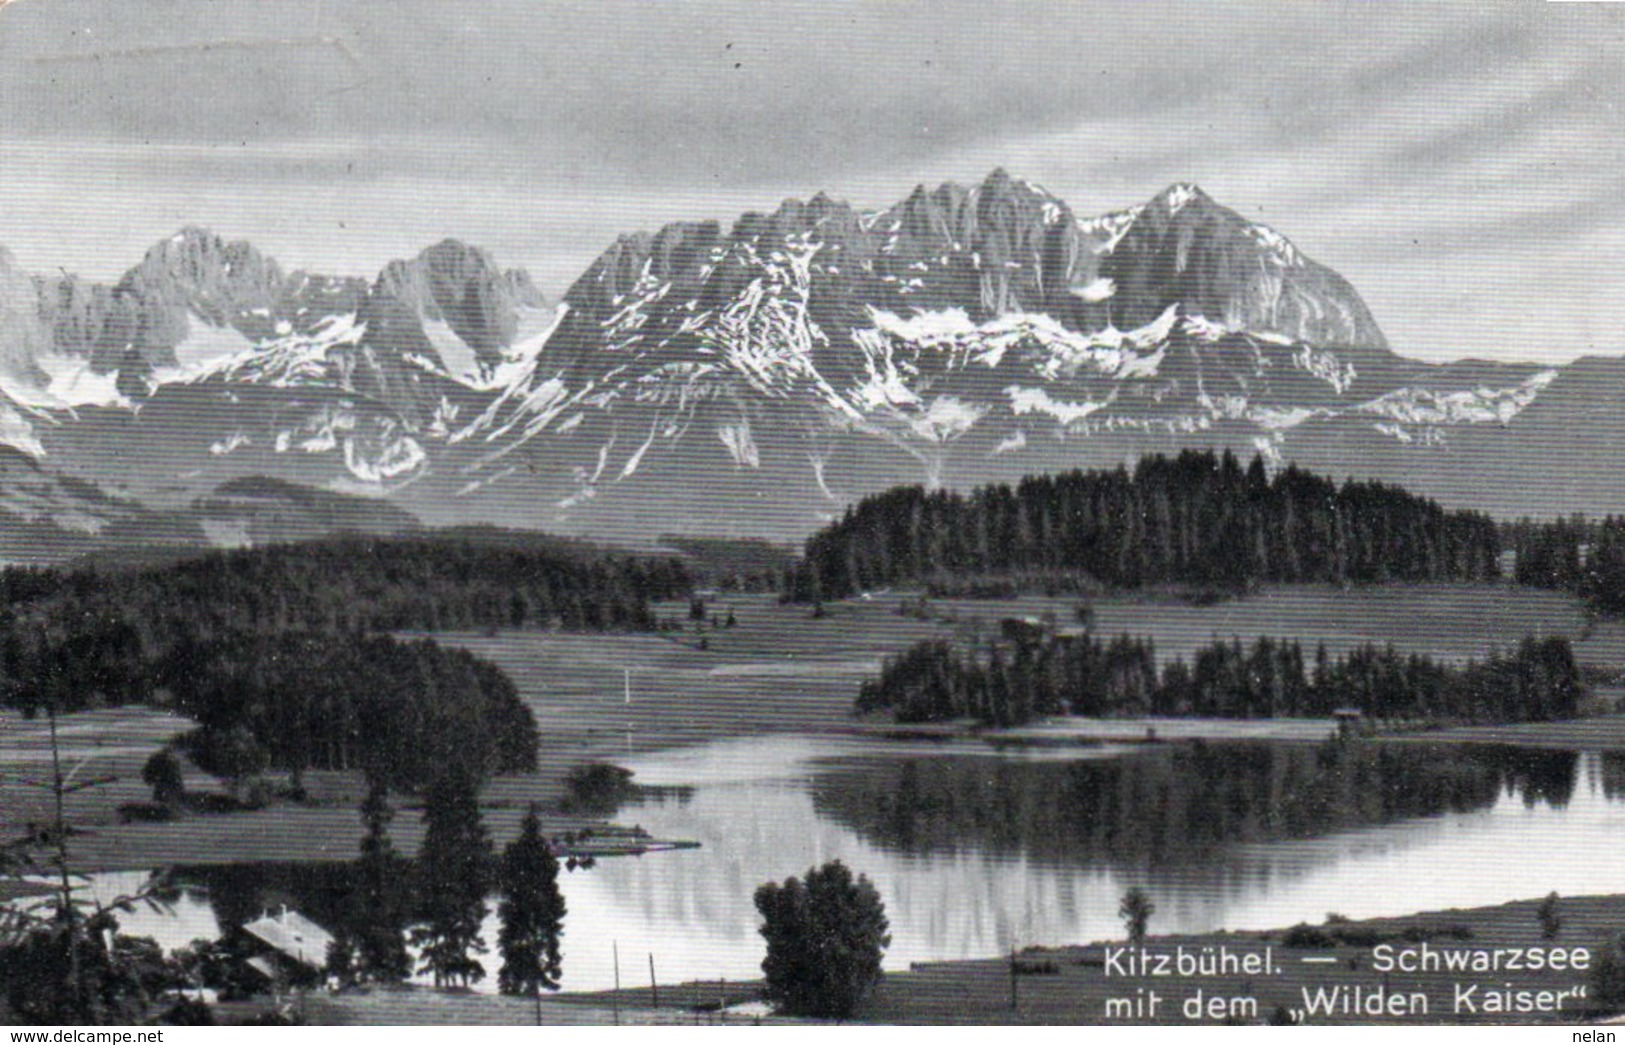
[
  {"xmin": 159, "ymin": 998, "xmax": 216, "ymax": 1025},
  {"xmin": 1329, "ymin": 927, "xmax": 1381, "ymax": 947},
  {"xmin": 117, "ymin": 802, "xmax": 175, "ymax": 824},
  {"xmin": 1592, "ymin": 934, "xmax": 1625, "ymax": 1010},
  {"xmin": 179, "ymin": 726, "xmax": 270, "ymax": 788},
  {"xmin": 141, "ymin": 749, "xmax": 185, "ymax": 806},
  {"xmin": 239, "ymin": 778, "xmax": 273, "ymax": 810},
  {"xmin": 1280, "ymin": 923, "xmax": 1335, "ymax": 948},
  {"xmin": 1119, "ymin": 888, "xmax": 1155, "ymax": 944},
  {"xmin": 755, "ymin": 860, "xmax": 890, "ymax": 1018},
  {"xmin": 560, "ymin": 763, "xmax": 638, "ymax": 814},
  {"xmin": 1537, "ymin": 892, "xmax": 1562, "ymax": 940}
]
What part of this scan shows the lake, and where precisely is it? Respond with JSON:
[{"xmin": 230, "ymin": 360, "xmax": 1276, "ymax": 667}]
[{"xmin": 67, "ymin": 736, "xmax": 1625, "ymax": 993}]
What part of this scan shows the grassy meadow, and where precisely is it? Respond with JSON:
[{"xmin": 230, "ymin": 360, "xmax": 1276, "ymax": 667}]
[{"xmin": 552, "ymin": 893, "xmax": 1625, "ymax": 1025}]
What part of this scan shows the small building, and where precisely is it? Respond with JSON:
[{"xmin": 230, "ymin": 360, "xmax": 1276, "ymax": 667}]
[
  {"xmin": 239, "ymin": 907, "xmax": 333, "ymax": 987},
  {"xmin": 1000, "ymin": 616, "xmax": 1052, "ymax": 646},
  {"xmin": 1332, "ymin": 707, "xmax": 1364, "ymax": 738}
]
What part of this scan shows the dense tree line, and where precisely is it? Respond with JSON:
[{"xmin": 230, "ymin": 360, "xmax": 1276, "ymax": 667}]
[
  {"xmin": 858, "ymin": 632, "xmax": 1582, "ymax": 726},
  {"xmin": 788, "ymin": 451, "xmax": 1502, "ymax": 600},
  {"xmin": 0, "ymin": 535, "xmax": 689, "ymax": 716},
  {"xmin": 0, "ymin": 535, "xmax": 682, "ymax": 799},
  {"xmin": 163, "ymin": 631, "xmax": 538, "ymax": 789},
  {"xmin": 1507, "ymin": 516, "xmax": 1625, "ymax": 615}
]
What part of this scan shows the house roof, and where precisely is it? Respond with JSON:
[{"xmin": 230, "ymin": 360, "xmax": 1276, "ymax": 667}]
[{"xmin": 242, "ymin": 908, "xmax": 334, "ymax": 969}]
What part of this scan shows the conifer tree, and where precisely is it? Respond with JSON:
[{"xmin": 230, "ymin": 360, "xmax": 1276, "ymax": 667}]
[
  {"xmin": 353, "ymin": 781, "xmax": 412, "ymax": 982},
  {"xmin": 497, "ymin": 806, "xmax": 567, "ymax": 998},
  {"xmin": 412, "ymin": 773, "xmax": 492, "ymax": 988}
]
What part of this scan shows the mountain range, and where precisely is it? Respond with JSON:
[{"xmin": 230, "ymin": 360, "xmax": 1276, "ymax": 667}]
[{"xmin": 1, "ymin": 170, "xmax": 1620, "ymax": 561}]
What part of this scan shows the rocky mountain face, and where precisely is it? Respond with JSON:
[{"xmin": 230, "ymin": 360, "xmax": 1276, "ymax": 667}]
[{"xmin": 0, "ymin": 171, "xmax": 1617, "ymax": 557}]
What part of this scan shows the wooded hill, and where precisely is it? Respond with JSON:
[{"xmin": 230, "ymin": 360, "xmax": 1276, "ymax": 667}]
[
  {"xmin": 788, "ymin": 451, "xmax": 1503, "ymax": 601},
  {"xmin": 0, "ymin": 536, "xmax": 690, "ymax": 788}
]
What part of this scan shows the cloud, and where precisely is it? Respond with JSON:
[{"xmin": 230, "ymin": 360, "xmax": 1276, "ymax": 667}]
[
  {"xmin": 1, "ymin": 0, "xmax": 1623, "ymax": 363},
  {"xmin": 1, "ymin": 1, "xmax": 1559, "ymax": 184}
]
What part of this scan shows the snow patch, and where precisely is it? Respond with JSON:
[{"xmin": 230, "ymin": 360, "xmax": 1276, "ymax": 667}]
[
  {"xmin": 0, "ymin": 355, "xmax": 129, "ymax": 411},
  {"xmin": 420, "ymin": 317, "xmax": 482, "ymax": 383},
  {"xmin": 343, "ymin": 433, "xmax": 425, "ymax": 483},
  {"xmin": 1250, "ymin": 406, "xmax": 1317, "ymax": 430},
  {"xmin": 1006, "ymin": 386, "xmax": 1111, "ymax": 424},
  {"xmin": 717, "ymin": 421, "xmax": 761, "ymax": 467},
  {"xmin": 1246, "ymin": 223, "xmax": 1304, "ymax": 267},
  {"xmin": 1294, "ymin": 345, "xmax": 1358, "ymax": 394},
  {"xmin": 209, "ymin": 431, "xmax": 250, "ymax": 456},
  {"xmin": 171, "ymin": 314, "xmax": 257, "ymax": 373},
  {"xmin": 1181, "ymin": 314, "xmax": 1231, "ymax": 341},
  {"xmin": 907, "ymin": 397, "xmax": 987, "ymax": 443},
  {"xmin": 1079, "ymin": 205, "xmax": 1144, "ymax": 255},
  {"xmin": 1358, "ymin": 370, "xmax": 1557, "ymax": 426},
  {"xmin": 994, "ymin": 429, "xmax": 1027, "ymax": 454},
  {"xmin": 1162, "ymin": 183, "xmax": 1201, "ymax": 215},
  {"xmin": 1073, "ymin": 277, "xmax": 1116, "ymax": 303}
]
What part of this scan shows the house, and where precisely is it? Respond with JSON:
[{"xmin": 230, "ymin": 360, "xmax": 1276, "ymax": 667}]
[
  {"xmin": 239, "ymin": 906, "xmax": 333, "ymax": 986},
  {"xmin": 999, "ymin": 616, "xmax": 1052, "ymax": 646},
  {"xmin": 1332, "ymin": 707, "xmax": 1364, "ymax": 738}
]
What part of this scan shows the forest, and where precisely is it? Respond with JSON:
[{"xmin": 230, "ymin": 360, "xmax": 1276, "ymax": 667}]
[
  {"xmin": 787, "ymin": 451, "xmax": 1503, "ymax": 601},
  {"xmin": 166, "ymin": 632, "xmax": 540, "ymax": 790},
  {"xmin": 0, "ymin": 535, "xmax": 689, "ymax": 713},
  {"xmin": 857, "ymin": 632, "xmax": 1583, "ymax": 726},
  {"xmin": 0, "ymin": 536, "xmax": 689, "ymax": 787},
  {"xmin": 1506, "ymin": 516, "xmax": 1625, "ymax": 615}
]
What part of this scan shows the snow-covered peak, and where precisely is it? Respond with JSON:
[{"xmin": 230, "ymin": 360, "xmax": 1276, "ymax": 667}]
[
  {"xmin": 1079, "ymin": 205, "xmax": 1144, "ymax": 255},
  {"xmin": 1158, "ymin": 182, "xmax": 1207, "ymax": 215},
  {"xmin": 1245, "ymin": 222, "xmax": 1305, "ymax": 267}
]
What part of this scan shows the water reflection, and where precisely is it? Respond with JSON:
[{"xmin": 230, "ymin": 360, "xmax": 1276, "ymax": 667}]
[
  {"xmin": 55, "ymin": 741, "xmax": 1625, "ymax": 994},
  {"xmin": 809, "ymin": 742, "xmax": 1582, "ymax": 864}
]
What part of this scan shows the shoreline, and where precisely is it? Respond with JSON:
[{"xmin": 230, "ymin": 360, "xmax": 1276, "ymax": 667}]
[{"xmin": 10, "ymin": 704, "xmax": 1625, "ymax": 878}]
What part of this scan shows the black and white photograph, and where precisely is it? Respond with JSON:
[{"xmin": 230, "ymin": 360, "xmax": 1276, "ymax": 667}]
[{"xmin": 3, "ymin": 0, "xmax": 1625, "ymax": 1028}]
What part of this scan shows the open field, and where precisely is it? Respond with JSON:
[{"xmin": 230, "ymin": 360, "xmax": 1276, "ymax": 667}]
[
  {"xmin": 299, "ymin": 984, "xmax": 776, "ymax": 1026},
  {"xmin": 430, "ymin": 596, "xmax": 950, "ymax": 767},
  {"xmin": 0, "ymin": 708, "xmax": 195, "ymax": 855},
  {"xmin": 0, "ymin": 708, "xmax": 625, "ymax": 874},
  {"xmin": 441, "ymin": 583, "xmax": 1625, "ymax": 767},
  {"xmin": 858, "ymin": 716, "xmax": 1340, "ymax": 744},
  {"xmin": 555, "ymin": 893, "xmax": 1625, "ymax": 1025},
  {"xmin": 931, "ymin": 583, "xmax": 1617, "ymax": 670},
  {"xmin": 1392, "ymin": 715, "xmax": 1625, "ymax": 751}
]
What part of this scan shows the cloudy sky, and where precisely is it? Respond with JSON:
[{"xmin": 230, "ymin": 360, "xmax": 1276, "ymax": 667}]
[{"xmin": 1, "ymin": 0, "xmax": 1621, "ymax": 363}]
